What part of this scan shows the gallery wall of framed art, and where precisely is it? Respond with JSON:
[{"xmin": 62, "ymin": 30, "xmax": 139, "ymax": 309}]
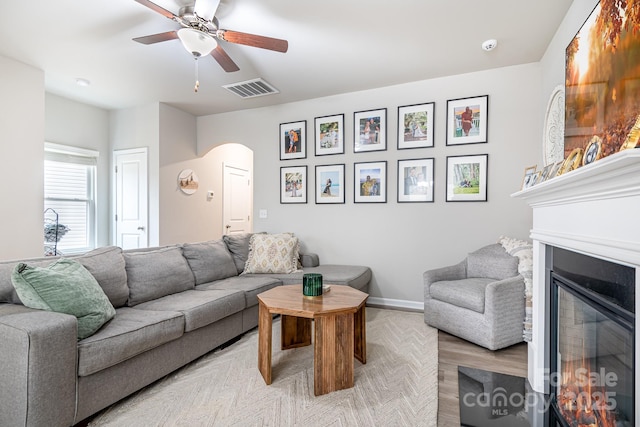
[{"xmin": 276, "ymin": 91, "xmax": 495, "ymax": 205}]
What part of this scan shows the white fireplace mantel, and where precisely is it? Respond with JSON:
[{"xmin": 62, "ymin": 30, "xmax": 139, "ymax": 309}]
[
  {"xmin": 513, "ymin": 149, "xmax": 640, "ymax": 267},
  {"xmin": 512, "ymin": 149, "xmax": 640, "ymax": 425}
]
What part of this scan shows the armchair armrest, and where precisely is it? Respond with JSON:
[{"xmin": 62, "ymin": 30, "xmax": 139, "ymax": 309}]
[
  {"xmin": 423, "ymin": 260, "xmax": 467, "ymax": 299},
  {"xmin": 484, "ymin": 275, "xmax": 525, "ymax": 321},
  {"xmin": 0, "ymin": 305, "xmax": 77, "ymax": 427}
]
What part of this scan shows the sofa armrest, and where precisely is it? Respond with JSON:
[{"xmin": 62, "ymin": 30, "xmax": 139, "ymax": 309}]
[
  {"xmin": 423, "ymin": 260, "xmax": 466, "ymax": 299},
  {"xmin": 0, "ymin": 305, "xmax": 78, "ymax": 427},
  {"xmin": 300, "ymin": 252, "xmax": 319, "ymax": 268},
  {"xmin": 484, "ymin": 275, "xmax": 525, "ymax": 322}
]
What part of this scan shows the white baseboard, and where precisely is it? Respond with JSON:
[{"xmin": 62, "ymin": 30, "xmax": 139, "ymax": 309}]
[{"xmin": 367, "ymin": 297, "xmax": 424, "ymax": 312}]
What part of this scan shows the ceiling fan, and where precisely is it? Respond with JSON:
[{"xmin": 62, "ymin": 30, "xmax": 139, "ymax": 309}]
[{"xmin": 133, "ymin": 0, "xmax": 288, "ymax": 89}]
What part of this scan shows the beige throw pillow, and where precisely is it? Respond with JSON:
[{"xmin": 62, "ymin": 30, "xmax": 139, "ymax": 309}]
[{"xmin": 242, "ymin": 233, "xmax": 301, "ymax": 274}]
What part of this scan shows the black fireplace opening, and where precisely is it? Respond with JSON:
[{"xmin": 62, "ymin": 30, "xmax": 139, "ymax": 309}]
[{"xmin": 549, "ymin": 247, "xmax": 635, "ymax": 427}]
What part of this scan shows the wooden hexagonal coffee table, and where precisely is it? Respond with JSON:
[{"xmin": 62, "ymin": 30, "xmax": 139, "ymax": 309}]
[{"xmin": 257, "ymin": 284, "xmax": 368, "ymax": 396}]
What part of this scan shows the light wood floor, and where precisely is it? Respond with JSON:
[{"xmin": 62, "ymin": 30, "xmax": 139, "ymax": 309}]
[{"xmin": 437, "ymin": 331, "xmax": 528, "ymax": 426}]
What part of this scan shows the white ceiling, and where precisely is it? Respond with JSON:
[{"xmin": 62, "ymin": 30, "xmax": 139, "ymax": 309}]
[{"xmin": 0, "ymin": 0, "xmax": 573, "ymax": 117}]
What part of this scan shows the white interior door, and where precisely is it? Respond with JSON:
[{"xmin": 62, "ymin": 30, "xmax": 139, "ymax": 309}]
[
  {"xmin": 114, "ymin": 148, "xmax": 148, "ymax": 249},
  {"xmin": 223, "ymin": 163, "xmax": 252, "ymax": 235}
]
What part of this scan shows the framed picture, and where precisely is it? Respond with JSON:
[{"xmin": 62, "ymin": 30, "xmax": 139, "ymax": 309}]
[
  {"xmin": 521, "ymin": 165, "xmax": 537, "ymax": 190},
  {"xmin": 446, "ymin": 154, "xmax": 488, "ymax": 202},
  {"xmin": 354, "ymin": 161, "xmax": 386, "ymax": 203},
  {"xmin": 280, "ymin": 165, "xmax": 307, "ymax": 203},
  {"xmin": 315, "ymin": 114, "xmax": 344, "ymax": 156},
  {"xmin": 398, "ymin": 158, "xmax": 434, "ymax": 203},
  {"xmin": 315, "ymin": 164, "xmax": 345, "ymax": 204},
  {"xmin": 354, "ymin": 108, "xmax": 387, "ymax": 153},
  {"xmin": 539, "ymin": 163, "xmax": 556, "ymax": 182},
  {"xmin": 548, "ymin": 160, "xmax": 564, "ymax": 181},
  {"xmin": 446, "ymin": 95, "xmax": 489, "ymax": 145},
  {"xmin": 279, "ymin": 121, "xmax": 306, "ymax": 160},
  {"xmin": 397, "ymin": 103, "xmax": 435, "ymax": 149}
]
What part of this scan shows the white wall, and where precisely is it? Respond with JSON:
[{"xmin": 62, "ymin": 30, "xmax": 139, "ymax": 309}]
[
  {"xmin": 159, "ymin": 104, "xmax": 256, "ymax": 245},
  {"xmin": 0, "ymin": 55, "xmax": 45, "ymax": 259},
  {"xmin": 110, "ymin": 104, "xmax": 160, "ymax": 246},
  {"xmin": 45, "ymin": 93, "xmax": 111, "ymax": 247},
  {"xmin": 160, "ymin": 140, "xmax": 253, "ymax": 245},
  {"xmin": 198, "ymin": 63, "xmax": 540, "ymax": 305}
]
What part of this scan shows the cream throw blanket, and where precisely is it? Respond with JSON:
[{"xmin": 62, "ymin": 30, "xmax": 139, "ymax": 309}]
[{"xmin": 499, "ymin": 236, "xmax": 533, "ymax": 342}]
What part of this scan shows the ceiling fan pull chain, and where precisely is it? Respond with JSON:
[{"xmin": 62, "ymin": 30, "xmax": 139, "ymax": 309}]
[{"xmin": 194, "ymin": 57, "xmax": 200, "ymax": 93}]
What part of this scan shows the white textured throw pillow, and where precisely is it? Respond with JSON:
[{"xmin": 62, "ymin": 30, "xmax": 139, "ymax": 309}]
[{"xmin": 242, "ymin": 233, "xmax": 300, "ymax": 274}]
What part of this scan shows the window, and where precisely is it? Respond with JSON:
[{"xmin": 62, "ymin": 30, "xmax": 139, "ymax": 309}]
[{"xmin": 44, "ymin": 143, "xmax": 98, "ymax": 255}]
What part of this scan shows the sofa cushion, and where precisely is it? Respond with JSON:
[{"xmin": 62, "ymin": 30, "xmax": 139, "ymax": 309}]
[
  {"xmin": 242, "ymin": 233, "xmax": 300, "ymax": 274},
  {"xmin": 125, "ymin": 246, "xmax": 195, "ymax": 306},
  {"xmin": 223, "ymin": 233, "xmax": 254, "ymax": 274},
  {"xmin": 182, "ymin": 240, "xmax": 238, "ymax": 285},
  {"xmin": 11, "ymin": 259, "xmax": 116, "ymax": 339},
  {"xmin": 467, "ymin": 244, "xmax": 519, "ymax": 281},
  {"xmin": 77, "ymin": 306, "xmax": 184, "ymax": 376},
  {"xmin": 260, "ymin": 265, "xmax": 372, "ymax": 292},
  {"xmin": 196, "ymin": 276, "xmax": 281, "ymax": 307},
  {"xmin": 429, "ymin": 278, "xmax": 494, "ymax": 313},
  {"xmin": 76, "ymin": 246, "xmax": 129, "ymax": 308},
  {"xmin": 134, "ymin": 289, "xmax": 245, "ymax": 332}
]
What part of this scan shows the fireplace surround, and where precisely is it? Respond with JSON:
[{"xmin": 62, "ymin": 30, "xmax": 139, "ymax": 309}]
[
  {"xmin": 549, "ymin": 247, "xmax": 634, "ymax": 426},
  {"xmin": 513, "ymin": 149, "xmax": 640, "ymax": 426}
]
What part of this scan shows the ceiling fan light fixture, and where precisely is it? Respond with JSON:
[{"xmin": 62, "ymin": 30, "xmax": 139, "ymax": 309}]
[{"xmin": 177, "ymin": 27, "xmax": 217, "ymax": 57}]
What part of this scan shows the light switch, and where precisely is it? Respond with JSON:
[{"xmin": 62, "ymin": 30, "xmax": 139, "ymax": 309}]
[{"xmin": 259, "ymin": 209, "xmax": 268, "ymax": 219}]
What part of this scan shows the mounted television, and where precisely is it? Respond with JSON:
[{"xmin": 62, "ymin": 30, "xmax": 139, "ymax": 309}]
[{"xmin": 564, "ymin": 0, "xmax": 640, "ymax": 165}]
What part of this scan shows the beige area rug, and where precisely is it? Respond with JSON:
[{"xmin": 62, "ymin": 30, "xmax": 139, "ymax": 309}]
[{"xmin": 89, "ymin": 308, "xmax": 438, "ymax": 427}]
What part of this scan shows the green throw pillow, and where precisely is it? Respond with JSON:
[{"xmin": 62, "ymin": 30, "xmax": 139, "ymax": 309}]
[{"xmin": 11, "ymin": 259, "xmax": 116, "ymax": 340}]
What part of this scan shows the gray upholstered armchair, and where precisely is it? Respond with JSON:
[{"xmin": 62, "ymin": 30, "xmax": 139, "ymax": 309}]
[{"xmin": 423, "ymin": 244, "xmax": 525, "ymax": 350}]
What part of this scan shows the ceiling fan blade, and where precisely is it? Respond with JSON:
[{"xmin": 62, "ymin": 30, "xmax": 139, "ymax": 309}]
[
  {"xmin": 134, "ymin": 0, "xmax": 177, "ymax": 20},
  {"xmin": 133, "ymin": 31, "xmax": 178, "ymax": 45},
  {"xmin": 194, "ymin": 0, "xmax": 220, "ymax": 22},
  {"xmin": 218, "ymin": 30, "xmax": 288, "ymax": 53},
  {"xmin": 210, "ymin": 45, "xmax": 240, "ymax": 72}
]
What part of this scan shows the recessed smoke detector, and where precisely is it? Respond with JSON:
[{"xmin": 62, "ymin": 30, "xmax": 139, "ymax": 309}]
[
  {"xmin": 482, "ymin": 39, "xmax": 498, "ymax": 52},
  {"xmin": 222, "ymin": 78, "xmax": 279, "ymax": 99}
]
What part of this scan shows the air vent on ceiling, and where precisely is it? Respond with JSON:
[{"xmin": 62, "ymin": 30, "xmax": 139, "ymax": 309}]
[{"xmin": 222, "ymin": 78, "xmax": 279, "ymax": 99}]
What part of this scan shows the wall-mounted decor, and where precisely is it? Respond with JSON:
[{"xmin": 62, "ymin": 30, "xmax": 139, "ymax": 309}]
[
  {"xmin": 279, "ymin": 120, "xmax": 306, "ymax": 160},
  {"xmin": 543, "ymin": 85, "xmax": 565, "ymax": 165},
  {"xmin": 280, "ymin": 165, "xmax": 307, "ymax": 203},
  {"xmin": 397, "ymin": 158, "xmax": 434, "ymax": 203},
  {"xmin": 446, "ymin": 154, "xmax": 488, "ymax": 202},
  {"xmin": 354, "ymin": 161, "xmax": 386, "ymax": 203},
  {"xmin": 446, "ymin": 95, "xmax": 488, "ymax": 146},
  {"xmin": 178, "ymin": 169, "xmax": 199, "ymax": 195},
  {"xmin": 354, "ymin": 108, "xmax": 387, "ymax": 153},
  {"xmin": 521, "ymin": 165, "xmax": 537, "ymax": 190},
  {"xmin": 397, "ymin": 102, "xmax": 435, "ymax": 150},
  {"xmin": 565, "ymin": 0, "xmax": 640, "ymax": 161},
  {"xmin": 314, "ymin": 114, "xmax": 344, "ymax": 156},
  {"xmin": 315, "ymin": 164, "xmax": 345, "ymax": 204}
]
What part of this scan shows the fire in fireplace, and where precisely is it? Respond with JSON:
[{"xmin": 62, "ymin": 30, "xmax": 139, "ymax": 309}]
[{"xmin": 549, "ymin": 247, "xmax": 635, "ymax": 427}]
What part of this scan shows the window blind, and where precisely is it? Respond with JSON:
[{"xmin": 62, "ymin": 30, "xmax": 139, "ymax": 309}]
[{"xmin": 44, "ymin": 145, "xmax": 97, "ymax": 254}]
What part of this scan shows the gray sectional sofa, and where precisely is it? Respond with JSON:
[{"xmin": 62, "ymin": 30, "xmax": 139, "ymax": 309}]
[{"xmin": 0, "ymin": 233, "xmax": 371, "ymax": 427}]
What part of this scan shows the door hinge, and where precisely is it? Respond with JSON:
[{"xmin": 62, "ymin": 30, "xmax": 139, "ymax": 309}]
[
  {"xmin": 115, "ymin": 214, "xmax": 118, "ymax": 221},
  {"xmin": 115, "ymin": 165, "xmax": 118, "ymax": 173}
]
